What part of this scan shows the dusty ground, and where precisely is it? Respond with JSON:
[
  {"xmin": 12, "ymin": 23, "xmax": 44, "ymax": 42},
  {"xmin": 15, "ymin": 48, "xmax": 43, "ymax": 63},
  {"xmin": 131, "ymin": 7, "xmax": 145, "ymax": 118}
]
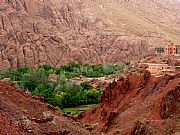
[{"xmin": 0, "ymin": 81, "xmax": 92, "ymax": 135}]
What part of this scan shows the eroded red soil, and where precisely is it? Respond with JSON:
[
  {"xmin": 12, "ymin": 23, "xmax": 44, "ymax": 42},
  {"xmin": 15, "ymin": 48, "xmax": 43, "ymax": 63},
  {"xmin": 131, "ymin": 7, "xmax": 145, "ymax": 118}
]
[
  {"xmin": 0, "ymin": 82, "xmax": 91, "ymax": 135},
  {"xmin": 78, "ymin": 71, "xmax": 180, "ymax": 135}
]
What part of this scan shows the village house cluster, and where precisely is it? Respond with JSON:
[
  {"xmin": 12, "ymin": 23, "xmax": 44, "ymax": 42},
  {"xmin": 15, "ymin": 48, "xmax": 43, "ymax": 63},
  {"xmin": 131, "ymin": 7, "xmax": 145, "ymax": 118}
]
[
  {"xmin": 138, "ymin": 62, "xmax": 180, "ymax": 75},
  {"xmin": 145, "ymin": 43, "xmax": 180, "ymax": 75},
  {"xmin": 155, "ymin": 43, "xmax": 180, "ymax": 55},
  {"xmin": 144, "ymin": 63, "xmax": 180, "ymax": 75}
]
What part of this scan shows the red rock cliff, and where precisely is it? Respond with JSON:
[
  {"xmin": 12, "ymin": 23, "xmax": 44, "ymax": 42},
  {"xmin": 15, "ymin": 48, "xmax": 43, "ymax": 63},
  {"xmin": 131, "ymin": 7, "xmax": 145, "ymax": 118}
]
[{"xmin": 77, "ymin": 71, "xmax": 180, "ymax": 134}]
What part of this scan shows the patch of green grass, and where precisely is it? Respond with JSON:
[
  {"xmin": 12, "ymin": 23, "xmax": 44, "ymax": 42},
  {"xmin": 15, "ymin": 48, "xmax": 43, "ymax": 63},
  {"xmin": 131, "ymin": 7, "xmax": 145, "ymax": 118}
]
[
  {"xmin": 62, "ymin": 107, "xmax": 91, "ymax": 116},
  {"xmin": 61, "ymin": 104, "xmax": 98, "ymax": 116}
]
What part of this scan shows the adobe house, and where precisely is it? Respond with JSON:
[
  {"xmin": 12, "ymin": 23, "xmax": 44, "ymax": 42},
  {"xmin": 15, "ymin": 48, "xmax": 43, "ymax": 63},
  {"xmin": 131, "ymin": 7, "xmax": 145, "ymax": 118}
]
[
  {"xmin": 69, "ymin": 78, "xmax": 83, "ymax": 85},
  {"xmin": 139, "ymin": 63, "xmax": 176, "ymax": 75},
  {"xmin": 68, "ymin": 76, "xmax": 87, "ymax": 85},
  {"xmin": 164, "ymin": 43, "xmax": 180, "ymax": 55},
  {"xmin": 164, "ymin": 43, "xmax": 177, "ymax": 55},
  {"xmin": 147, "ymin": 63, "xmax": 171, "ymax": 74}
]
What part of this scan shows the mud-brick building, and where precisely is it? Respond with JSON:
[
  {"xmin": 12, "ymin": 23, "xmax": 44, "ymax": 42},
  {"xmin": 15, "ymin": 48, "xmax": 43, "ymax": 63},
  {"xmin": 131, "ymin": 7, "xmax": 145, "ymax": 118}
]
[
  {"xmin": 147, "ymin": 63, "xmax": 173, "ymax": 74},
  {"xmin": 164, "ymin": 43, "xmax": 180, "ymax": 55},
  {"xmin": 164, "ymin": 43, "xmax": 176, "ymax": 55},
  {"xmin": 139, "ymin": 63, "xmax": 180, "ymax": 75}
]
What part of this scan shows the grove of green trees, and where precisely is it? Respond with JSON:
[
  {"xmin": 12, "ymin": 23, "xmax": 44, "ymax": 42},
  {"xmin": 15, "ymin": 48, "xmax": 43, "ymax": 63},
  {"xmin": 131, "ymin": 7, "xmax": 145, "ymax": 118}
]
[{"xmin": 0, "ymin": 62, "xmax": 128, "ymax": 109}]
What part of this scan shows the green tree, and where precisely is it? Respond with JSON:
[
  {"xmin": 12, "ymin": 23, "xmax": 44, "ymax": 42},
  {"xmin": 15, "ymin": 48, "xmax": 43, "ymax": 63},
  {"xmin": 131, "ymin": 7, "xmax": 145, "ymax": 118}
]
[
  {"xmin": 20, "ymin": 70, "xmax": 49, "ymax": 92},
  {"xmin": 80, "ymin": 81, "xmax": 93, "ymax": 91}
]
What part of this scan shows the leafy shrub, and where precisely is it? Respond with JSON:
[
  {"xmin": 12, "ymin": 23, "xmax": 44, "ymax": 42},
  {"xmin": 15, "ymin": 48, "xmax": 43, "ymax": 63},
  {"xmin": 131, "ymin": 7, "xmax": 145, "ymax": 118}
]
[
  {"xmin": 19, "ymin": 70, "xmax": 50, "ymax": 92},
  {"xmin": 38, "ymin": 64, "xmax": 54, "ymax": 71},
  {"xmin": 0, "ymin": 61, "xmax": 127, "ymax": 109}
]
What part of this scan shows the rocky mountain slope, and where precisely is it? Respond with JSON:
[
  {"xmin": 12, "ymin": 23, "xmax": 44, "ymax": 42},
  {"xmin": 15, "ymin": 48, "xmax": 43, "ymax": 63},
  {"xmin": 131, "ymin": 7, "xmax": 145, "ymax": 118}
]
[
  {"xmin": 0, "ymin": 81, "xmax": 92, "ymax": 135},
  {"xmin": 1, "ymin": 0, "xmax": 179, "ymax": 69},
  {"xmin": 78, "ymin": 71, "xmax": 180, "ymax": 134},
  {"xmin": 0, "ymin": 0, "xmax": 180, "ymax": 69},
  {"xmin": 85, "ymin": 0, "xmax": 180, "ymax": 43}
]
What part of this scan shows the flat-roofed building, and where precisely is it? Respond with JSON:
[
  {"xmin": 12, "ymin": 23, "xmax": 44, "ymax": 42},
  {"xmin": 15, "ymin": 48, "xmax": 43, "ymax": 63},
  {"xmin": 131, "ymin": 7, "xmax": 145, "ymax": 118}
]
[
  {"xmin": 165, "ymin": 43, "xmax": 176, "ymax": 55},
  {"xmin": 164, "ymin": 43, "xmax": 180, "ymax": 55},
  {"xmin": 139, "ymin": 63, "xmax": 176, "ymax": 75},
  {"xmin": 147, "ymin": 63, "xmax": 171, "ymax": 74}
]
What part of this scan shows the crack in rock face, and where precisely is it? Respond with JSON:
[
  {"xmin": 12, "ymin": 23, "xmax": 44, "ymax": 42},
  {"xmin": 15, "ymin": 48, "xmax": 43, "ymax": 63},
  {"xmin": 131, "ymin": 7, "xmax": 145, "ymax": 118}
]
[{"xmin": 0, "ymin": 0, "xmax": 156, "ymax": 70}]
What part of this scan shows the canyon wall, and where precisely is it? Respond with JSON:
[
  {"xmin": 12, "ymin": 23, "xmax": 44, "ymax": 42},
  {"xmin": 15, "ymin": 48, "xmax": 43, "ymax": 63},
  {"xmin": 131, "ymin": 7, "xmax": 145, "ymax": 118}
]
[{"xmin": 0, "ymin": 0, "xmax": 158, "ymax": 70}]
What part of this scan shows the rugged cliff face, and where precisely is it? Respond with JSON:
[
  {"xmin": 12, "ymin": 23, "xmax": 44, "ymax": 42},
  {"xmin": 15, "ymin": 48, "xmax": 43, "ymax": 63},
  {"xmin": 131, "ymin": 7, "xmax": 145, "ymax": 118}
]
[
  {"xmin": 0, "ymin": 0, "xmax": 179, "ymax": 70},
  {"xmin": 0, "ymin": 0, "xmax": 104, "ymax": 69},
  {"xmin": 1, "ymin": 0, "xmax": 174, "ymax": 70},
  {"xmin": 77, "ymin": 71, "xmax": 180, "ymax": 134}
]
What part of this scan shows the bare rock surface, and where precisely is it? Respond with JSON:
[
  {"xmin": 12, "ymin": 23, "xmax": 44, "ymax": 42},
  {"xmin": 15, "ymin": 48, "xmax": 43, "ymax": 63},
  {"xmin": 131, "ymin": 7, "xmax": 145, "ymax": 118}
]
[
  {"xmin": 0, "ymin": 0, "xmax": 179, "ymax": 70},
  {"xmin": 84, "ymin": 0, "xmax": 180, "ymax": 44},
  {"xmin": 0, "ymin": 0, "xmax": 167, "ymax": 70}
]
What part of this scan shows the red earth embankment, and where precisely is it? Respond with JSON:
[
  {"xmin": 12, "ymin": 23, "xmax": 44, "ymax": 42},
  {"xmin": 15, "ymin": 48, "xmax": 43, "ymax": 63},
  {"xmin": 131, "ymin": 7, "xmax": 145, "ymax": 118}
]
[
  {"xmin": 0, "ymin": 82, "xmax": 91, "ymax": 135},
  {"xmin": 77, "ymin": 71, "xmax": 180, "ymax": 135}
]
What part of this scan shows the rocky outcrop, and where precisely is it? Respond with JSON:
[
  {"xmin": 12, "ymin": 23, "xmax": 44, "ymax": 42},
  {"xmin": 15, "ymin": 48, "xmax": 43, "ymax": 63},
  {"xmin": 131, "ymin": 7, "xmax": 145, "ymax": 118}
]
[
  {"xmin": 161, "ymin": 84, "xmax": 180, "ymax": 119},
  {"xmin": 131, "ymin": 121, "xmax": 150, "ymax": 135},
  {"xmin": 0, "ymin": 0, "xmax": 158, "ymax": 70},
  {"xmin": 77, "ymin": 72, "xmax": 180, "ymax": 134}
]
